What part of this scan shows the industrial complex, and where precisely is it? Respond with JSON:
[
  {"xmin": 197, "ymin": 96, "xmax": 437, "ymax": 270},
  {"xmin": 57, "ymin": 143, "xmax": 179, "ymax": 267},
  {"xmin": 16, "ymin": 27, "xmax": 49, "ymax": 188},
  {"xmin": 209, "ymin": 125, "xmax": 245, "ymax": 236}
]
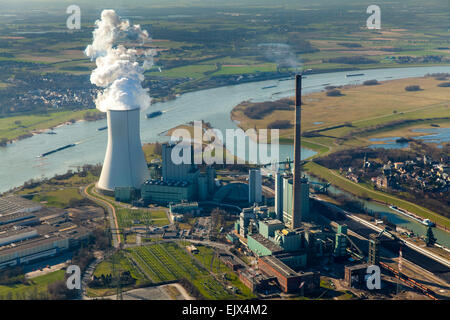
[
  {"xmin": 0, "ymin": 195, "xmax": 102, "ymax": 270},
  {"xmin": 1, "ymin": 74, "xmax": 448, "ymax": 301}
]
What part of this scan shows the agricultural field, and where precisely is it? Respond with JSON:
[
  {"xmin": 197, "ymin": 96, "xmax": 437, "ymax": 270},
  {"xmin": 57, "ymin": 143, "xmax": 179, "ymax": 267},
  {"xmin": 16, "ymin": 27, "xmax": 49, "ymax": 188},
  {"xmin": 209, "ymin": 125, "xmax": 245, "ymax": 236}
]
[
  {"xmin": 127, "ymin": 242, "xmax": 242, "ymax": 299},
  {"xmin": 0, "ymin": 0, "xmax": 448, "ymax": 129}
]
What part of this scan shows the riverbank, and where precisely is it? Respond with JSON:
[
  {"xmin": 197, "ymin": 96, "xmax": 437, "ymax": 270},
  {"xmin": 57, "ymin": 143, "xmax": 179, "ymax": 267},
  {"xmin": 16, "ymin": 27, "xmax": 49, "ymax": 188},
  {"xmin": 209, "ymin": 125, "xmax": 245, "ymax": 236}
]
[
  {"xmin": 304, "ymin": 161, "xmax": 450, "ymax": 230},
  {"xmin": 0, "ymin": 109, "xmax": 105, "ymax": 146},
  {"xmin": 230, "ymin": 74, "xmax": 450, "ymax": 229},
  {"xmin": 231, "ymin": 75, "xmax": 450, "ymax": 147}
]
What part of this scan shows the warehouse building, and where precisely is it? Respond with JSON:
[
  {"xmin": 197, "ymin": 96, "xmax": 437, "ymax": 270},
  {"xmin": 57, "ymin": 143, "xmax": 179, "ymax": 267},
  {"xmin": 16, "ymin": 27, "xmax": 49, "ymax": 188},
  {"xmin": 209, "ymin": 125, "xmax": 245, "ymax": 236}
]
[
  {"xmin": 169, "ymin": 202, "xmax": 202, "ymax": 221},
  {"xmin": 0, "ymin": 195, "xmax": 99, "ymax": 270},
  {"xmin": 0, "ymin": 195, "xmax": 43, "ymax": 225},
  {"xmin": 344, "ymin": 263, "xmax": 371, "ymax": 288},
  {"xmin": 258, "ymin": 255, "xmax": 320, "ymax": 294},
  {"xmin": 238, "ymin": 268, "xmax": 273, "ymax": 293}
]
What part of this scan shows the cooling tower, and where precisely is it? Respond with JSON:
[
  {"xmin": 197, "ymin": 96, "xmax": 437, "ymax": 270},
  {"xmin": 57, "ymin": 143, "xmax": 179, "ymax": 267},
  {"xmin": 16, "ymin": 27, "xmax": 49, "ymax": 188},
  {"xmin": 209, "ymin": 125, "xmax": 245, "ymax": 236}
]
[{"xmin": 97, "ymin": 108, "xmax": 150, "ymax": 193}]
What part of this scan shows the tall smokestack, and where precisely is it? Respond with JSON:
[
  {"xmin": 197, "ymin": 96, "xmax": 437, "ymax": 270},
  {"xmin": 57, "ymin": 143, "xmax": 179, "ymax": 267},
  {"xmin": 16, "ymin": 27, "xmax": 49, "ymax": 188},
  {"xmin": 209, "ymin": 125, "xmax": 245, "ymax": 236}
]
[{"xmin": 291, "ymin": 74, "xmax": 302, "ymax": 229}]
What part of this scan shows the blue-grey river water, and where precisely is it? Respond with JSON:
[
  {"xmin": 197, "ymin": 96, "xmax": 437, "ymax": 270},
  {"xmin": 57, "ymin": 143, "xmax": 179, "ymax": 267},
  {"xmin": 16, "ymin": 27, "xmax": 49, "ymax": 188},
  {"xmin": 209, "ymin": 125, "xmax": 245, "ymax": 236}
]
[{"xmin": 1, "ymin": 65, "xmax": 449, "ymax": 245}]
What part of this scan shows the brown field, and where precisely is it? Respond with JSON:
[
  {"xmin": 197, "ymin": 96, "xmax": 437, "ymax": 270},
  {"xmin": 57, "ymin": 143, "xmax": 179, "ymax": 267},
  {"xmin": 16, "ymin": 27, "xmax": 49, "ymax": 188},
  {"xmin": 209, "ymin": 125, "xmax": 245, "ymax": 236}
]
[{"xmin": 231, "ymin": 76, "xmax": 450, "ymax": 143}]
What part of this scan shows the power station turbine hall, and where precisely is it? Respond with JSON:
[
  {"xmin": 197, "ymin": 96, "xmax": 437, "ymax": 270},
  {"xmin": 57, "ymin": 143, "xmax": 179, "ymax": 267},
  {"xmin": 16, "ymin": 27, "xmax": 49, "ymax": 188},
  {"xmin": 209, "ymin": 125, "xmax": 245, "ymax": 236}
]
[{"xmin": 97, "ymin": 107, "xmax": 150, "ymax": 193}]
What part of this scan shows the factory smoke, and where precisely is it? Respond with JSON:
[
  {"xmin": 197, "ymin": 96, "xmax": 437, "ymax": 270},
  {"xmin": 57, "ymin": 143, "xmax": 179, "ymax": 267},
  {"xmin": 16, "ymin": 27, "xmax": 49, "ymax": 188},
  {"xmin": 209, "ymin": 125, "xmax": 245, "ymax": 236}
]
[
  {"xmin": 85, "ymin": 9, "xmax": 154, "ymax": 112},
  {"xmin": 258, "ymin": 43, "xmax": 301, "ymax": 70}
]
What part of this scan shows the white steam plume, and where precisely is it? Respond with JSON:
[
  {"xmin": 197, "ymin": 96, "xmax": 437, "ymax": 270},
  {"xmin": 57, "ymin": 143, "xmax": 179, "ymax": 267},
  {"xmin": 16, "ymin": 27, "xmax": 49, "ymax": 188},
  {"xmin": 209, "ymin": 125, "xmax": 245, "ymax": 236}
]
[{"xmin": 85, "ymin": 9, "xmax": 155, "ymax": 112}]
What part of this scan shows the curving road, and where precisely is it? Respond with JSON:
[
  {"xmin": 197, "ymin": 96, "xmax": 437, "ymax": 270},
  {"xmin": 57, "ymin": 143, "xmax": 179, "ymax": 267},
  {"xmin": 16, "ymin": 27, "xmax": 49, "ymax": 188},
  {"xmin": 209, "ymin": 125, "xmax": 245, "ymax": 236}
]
[{"xmin": 82, "ymin": 184, "xmax": 121, "ymax": 248}]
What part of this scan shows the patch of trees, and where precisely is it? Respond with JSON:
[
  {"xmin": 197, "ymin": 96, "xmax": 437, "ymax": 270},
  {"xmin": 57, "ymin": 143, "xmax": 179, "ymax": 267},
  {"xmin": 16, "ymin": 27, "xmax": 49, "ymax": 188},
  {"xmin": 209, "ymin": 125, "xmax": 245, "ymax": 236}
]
[
  {"xmin": 426, "ymin": 72, "xmax": 449, "ymax": 80},
  {"xmin": 83, "ymin": 111, "xmax": 105, "ymax": 121},
  {"xmin": 72, "ymin": 247, "xmax": 95, "ymax": 273},
  {"xmin": 242, "ymin": 98, "xmax": 294, "ymax": 119},
  {"xmin": 267, "ymin": 120, "xmax": 292, "ymax": 129},
  {"xmin": 0, "ymin": 267, "xmax": 27, "ymax": 286},
  {"xmin": 179, "ymin": 278, "xmax": 205, "ymax": 300},
  {"xmin": 337, "ymin": 42, "xmax": 362, "ymax": 48},
  {"xmin": 302, "ymin": 123, "xmax": 353, "ymax": 138},
  {"xmin": 88, "ymin": 271, "xmax": 136, "ymax": 288},
  {"xmin": 287, "ymin": 33, "xmax": 319, "ymax": 53},
  {"xmin": 340, "ymin": 118, "xmax": 450, "ymax": 141},
  {"xmin": 363, "ymin": 79, "xmax": 379, "ymax": 86},
  {"xmin": 324, "ymin": 56, "xmax": 377, "ymax": 65},
  {"xmin": 326, "ymin": 89, "xmax": 343, "ymax": 97},
  {"xmin": 67, "ymin": 197, "xmax": 96, "ymax": 209},
  {"xmin": 314, "ymin": 147, "xmax": 418, "ymax": 170},
  {"xmin": 405, "ymin": 85, "xmax": 421, "ymax": 91},
  {"xmin": 394, "ymin": 55, "xmax": 446, "ymax": 64},
  {"xmin": 437, "ymin": 82, "xmax": 450, "ymax": 87},
  {"xmin": 47, "ymin": 278, "xmax": 79, "ymax": 300}
]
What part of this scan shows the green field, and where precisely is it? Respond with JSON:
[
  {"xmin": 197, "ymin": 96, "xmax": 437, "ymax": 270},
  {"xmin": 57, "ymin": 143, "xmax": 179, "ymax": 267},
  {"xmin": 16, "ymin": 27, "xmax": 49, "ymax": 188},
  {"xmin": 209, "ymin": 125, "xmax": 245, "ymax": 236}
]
[
  {"xmin": 87, "ymin": 251, "xmax": 149, "ymax": 297},
  {"xmin": 0, "ymin": 270, "xmax": 64, "ymax": 300},
  {"xmin": 0, "ymin": 109, "xmax": 102, "ymax": 143},
  {"xmin": 27, "ymin": 188, "xmax": 83, "ymax": 208},
  {"xmin": 126, "ymin": 242, "xmax": 251, "ymax": 299},
  {"xmin": 116, "ymin": 209, "xmax": 169, "ymax": 228}
]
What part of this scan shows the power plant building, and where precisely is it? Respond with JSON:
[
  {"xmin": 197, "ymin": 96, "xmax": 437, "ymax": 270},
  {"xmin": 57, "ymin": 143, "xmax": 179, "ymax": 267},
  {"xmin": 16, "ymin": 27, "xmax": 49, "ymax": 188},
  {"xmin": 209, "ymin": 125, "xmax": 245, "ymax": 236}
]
[
  {"xmin": 282, "ymin": 176, "xmax": 310, "ymax": 226},
  {"xmin": 258, "ymin": 219, "xmax": 284, "ymax": 239},
  {"xmin": 274, "ymin": 170, "xmax": 283, "ymax": 220},
  {"xmin": 162, "ymin": 142, "xmax": 196, "ymax": 182},
  {"xmin": 248, "ymin": 169, "xmax": 262, "ymax": 204},
  {"xmin": 141, "ymin": 179, "xmax": 195, "ymax": 204},
  {"xmin": 258, "ymin": 255, "xmax": 320, "ymax": 294}
]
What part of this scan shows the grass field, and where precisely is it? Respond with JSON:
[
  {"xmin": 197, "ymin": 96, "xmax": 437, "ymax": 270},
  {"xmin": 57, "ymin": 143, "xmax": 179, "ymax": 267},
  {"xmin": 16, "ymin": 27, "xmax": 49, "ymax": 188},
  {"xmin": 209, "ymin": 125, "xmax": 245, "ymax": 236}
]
[
  {"xmin": 142, "ymin": 143, "xmax": 162, "ymax": 163},
  {"xmin": 193, "ymin": 244, "xmax": 256, "ymax": 299},
  {"xmin": 87, "ymin": 251, "xmax": 149, "ymax": 297},
  {"xmin": 17, "ymin": 170, "xmax": 99, "ymax": 207},
  {"xmin": 231, "ymin": 76, "xmax": 450, "ymax": 143},
  {"xmin": 0, "ymin": 109, "xmax": 102, "ymax": 143},
  {"xmin": 29, "ymin": 188, "xmax": 84, "ymax": 208},
  {"xmin": 0, "ymin": 270, "xmax": 64, "ymax": 300},
  {"xmin": 116, "ymin": 209, "xmax": 169, "ymax": 228}
]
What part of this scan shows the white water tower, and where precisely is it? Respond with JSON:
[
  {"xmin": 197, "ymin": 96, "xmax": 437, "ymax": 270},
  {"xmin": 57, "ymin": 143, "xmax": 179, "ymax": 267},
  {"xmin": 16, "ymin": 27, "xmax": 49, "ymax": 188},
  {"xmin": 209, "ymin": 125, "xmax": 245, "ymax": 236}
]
[{"xmin": 97, "ymin": 107, "xmax": 149, "ymax": 193}]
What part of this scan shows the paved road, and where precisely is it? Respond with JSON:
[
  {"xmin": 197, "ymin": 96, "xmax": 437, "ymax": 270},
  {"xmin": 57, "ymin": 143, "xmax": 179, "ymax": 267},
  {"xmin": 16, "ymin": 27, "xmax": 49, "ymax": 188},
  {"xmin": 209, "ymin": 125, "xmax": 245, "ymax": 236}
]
[{"xmin": 82, "ymin": 184, "xmax": 121, "ymax": 248}]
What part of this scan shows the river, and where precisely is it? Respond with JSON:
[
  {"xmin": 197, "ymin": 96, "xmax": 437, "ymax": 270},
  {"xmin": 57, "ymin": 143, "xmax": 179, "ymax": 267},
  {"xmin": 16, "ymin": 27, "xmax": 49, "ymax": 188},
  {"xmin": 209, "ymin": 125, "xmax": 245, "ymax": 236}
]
[{"xmin": 1, "ymin": 65, "xmax": 449, "ymax": 244}]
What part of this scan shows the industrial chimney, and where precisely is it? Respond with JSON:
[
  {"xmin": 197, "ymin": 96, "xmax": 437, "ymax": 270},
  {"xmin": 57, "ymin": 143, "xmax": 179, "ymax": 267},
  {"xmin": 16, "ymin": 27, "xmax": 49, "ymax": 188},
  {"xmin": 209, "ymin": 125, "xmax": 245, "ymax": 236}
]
[
  {"xmin": 97, "ymin": 107, "xmax": 150, "ymax": 194},
  {"xmin": 291, "ymin": 74, "xmax": 304, "ymax": 229}
]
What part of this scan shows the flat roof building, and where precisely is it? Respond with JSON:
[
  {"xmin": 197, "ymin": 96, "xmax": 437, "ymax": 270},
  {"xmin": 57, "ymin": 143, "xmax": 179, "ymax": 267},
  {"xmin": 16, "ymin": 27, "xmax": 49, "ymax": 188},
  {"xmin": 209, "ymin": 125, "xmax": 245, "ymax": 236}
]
[
  {"xmin": 247, "ymin": 233, "xmax": 284, "ymax": 257},
  {"xmin": 258, "ymin": 255, "xmax": 320, "ymax": 294}
]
